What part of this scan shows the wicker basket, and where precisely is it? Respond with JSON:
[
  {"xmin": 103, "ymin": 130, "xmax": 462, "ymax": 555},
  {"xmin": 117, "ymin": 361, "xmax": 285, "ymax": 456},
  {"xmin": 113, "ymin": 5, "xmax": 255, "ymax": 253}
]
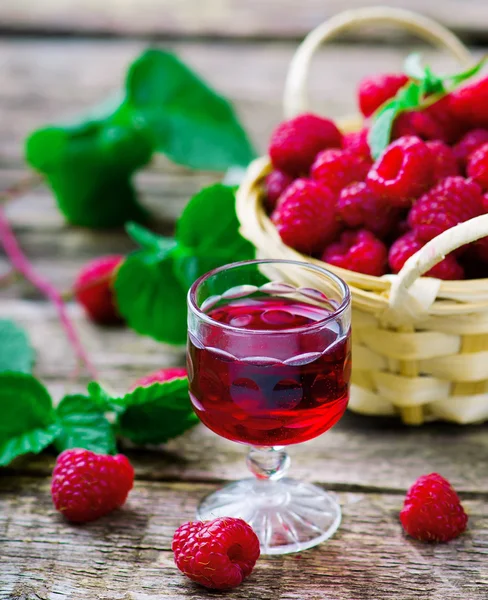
[{"xmin": 236, "ymin": 6, "xmax": 488, "ymax": 425}]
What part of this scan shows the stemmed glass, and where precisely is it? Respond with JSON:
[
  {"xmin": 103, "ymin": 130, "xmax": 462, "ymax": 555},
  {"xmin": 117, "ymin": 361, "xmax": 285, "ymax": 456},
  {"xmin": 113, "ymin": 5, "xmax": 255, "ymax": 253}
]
[{"xmin": 187, "ymin": 259, "xmax": 351, "ymax": 554}]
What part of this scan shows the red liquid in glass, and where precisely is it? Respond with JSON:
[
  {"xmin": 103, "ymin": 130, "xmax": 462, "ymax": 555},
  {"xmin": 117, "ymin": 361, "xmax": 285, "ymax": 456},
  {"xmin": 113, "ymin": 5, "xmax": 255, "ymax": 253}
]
[{"xmin": 188, "ymin": 296, "xmax": 351, "ymax": 446}]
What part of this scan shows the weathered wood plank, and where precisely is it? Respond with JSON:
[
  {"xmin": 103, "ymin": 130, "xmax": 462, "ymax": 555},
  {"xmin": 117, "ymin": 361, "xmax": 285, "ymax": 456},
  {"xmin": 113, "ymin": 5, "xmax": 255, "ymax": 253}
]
[
  {"xmin": 1, "ymin": 0, "xmax": 488, "ymax": 40},
  {"xmin": 0, "ymin": 40, "xmax": 481, "ymax": 165},
  {"xmin": 1, "ymin": 477, "xmax": 486, "ymax": 600}
]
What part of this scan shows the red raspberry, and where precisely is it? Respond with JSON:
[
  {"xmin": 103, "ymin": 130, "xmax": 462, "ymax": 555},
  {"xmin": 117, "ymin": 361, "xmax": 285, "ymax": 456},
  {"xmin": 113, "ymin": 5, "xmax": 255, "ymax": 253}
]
[
  {"xmin": 269, "ymin": 113, "xmax": 342, "ymax": 176},
  {"xmin": 172, "ymin": 517, "xmax": 260, "ymax": 590},
  {"xmin": 74, "ymin": 255, "xmax": 124, "ymax": 325},
  {"xmin": 272, "ymin": 179, "xmax": 339, "ymax": 254},
  {"xmin": 423, "ymin": 95, "xmax": 466, "ymax": 144},
  {"xmin": 367, "ymin": 136, "xmax": 434, "ymax": 207},
  {"xmin": 450, "ymin": 76, "xmax": 488, "ymax": 128},
  {"xmin": 337, "ymin": 182, "xmax": 400, "ymax": 238},
  {"xmin": 264, "ymin": 170, "xmax": 294, "ymax": 211},
  {"xmin": 311, "ymin": 148, "xmax": 369, "ymax": 194},
  {"xmin": 453, "ymin": 129, "xmax": 488, "ymax": 169},
  {"xmin": 425, "ymin": 140, "xmax": 460, "ymax": 183},
  {"xmin": 467, "ymin": 143, "xmax": 488, "ymax": 190},
  {"xmin": 400, "ymin": 473, "xmax": 468, "ymax": 542},
  {"xmin": 392, "ymin": 110, "xmax": 446, "ymax": 142},
  {"xmin": 408, "ymin": 176, "xmax": 483, "ymax": 242},
  {"xmin": 51, "ymin": 449, "xmax": 134, "ymax": 523},
  {"xmin": 389, "ymin": 231, "xmax": 464, "ymax": 280},
  {"xmin": 321, "ymin": 229, "xmax": 387, "ymax": 276},
  {"xmin": 357, "ymin": 73, "xmax": 409, "ymax": 118},
  {"xmin": 131, "ymin": 367, "xmax": 187, "ymax": 390},
  {"xmin": 342, "ymin": 128, "xmax": 372, "ymax": 161}
]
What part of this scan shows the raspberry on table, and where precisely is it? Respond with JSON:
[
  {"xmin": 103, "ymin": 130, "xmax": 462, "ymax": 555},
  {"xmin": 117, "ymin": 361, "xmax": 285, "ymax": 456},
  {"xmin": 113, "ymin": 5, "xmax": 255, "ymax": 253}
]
[
  {"xmin": 311, "ymin": 148, "xmax": 370, "ymax": 194},
  {"xmin": 408, "ymin": 176, "xmax": 484, "ymax": 242},
  {"xmin": 400, "ymin": 473, "xmax": 468, "ymax": 542},
  {"xmin": 357, "ymin": 72, "xmax": 409, "ymax": 117},
  {"xmin": 51, "ymin": 449, "xmax": 134, "ymax": 523},
  {"xmin": 467, "ymin": 143, "xmax": 488, "ymax": 191},
  {"xmin": 269, "ymin": 113, "xmax": 343, "ymax": 176},
  {"xmin": 342, "ymin": 128, "xmax": 372, "ymax": 162},
  {"xmin": 264, "ymin": 169, "xmax": 294, "ymax": 211},
  {"xmin": 172, "ymin": 517, "xmax": 260, "ymax": 590},
  {"xmin": 392, "ymin": 110, "xmax": 446, "ymax": 142},
  {"xmin": 389, "ymin": 231, "xmax": 464, "ymax": 280},
  {"xmin": 271, "ymin": 178, "xmax": 339, "ymax": 254},
  {"xmin": 450, "ymin": 75, "xmax": 488, "ymax": 129},
  {"xmin": 425, "ymin": 140, "xmax": 460, "ymax": 183},
  {"xmin": 74, "ymin": 255, "xmax": 124, "ymax": 325},
  {"xmin": 453, "ymin": 129, "xmax": 488, "ymax": 170},
  {"xmin": 337, "ymin": 182, "xmax": 400, "ymax": 238},
  {"xmin": 321, "ymin": 229, "xmax": 388, "ymax": 276},
  {"xmin": 131, "ymin": 367, "xmax": 187, "ymax": 390}
]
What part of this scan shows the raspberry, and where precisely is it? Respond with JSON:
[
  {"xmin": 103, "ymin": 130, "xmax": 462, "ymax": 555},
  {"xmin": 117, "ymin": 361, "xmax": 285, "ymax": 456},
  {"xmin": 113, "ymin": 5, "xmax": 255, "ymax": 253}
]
[
  {"xmin": 392, "ymin": 110, "xmax": 446, "ymax": 142},
  {"xmin": 321, "ymin": 229, "xmax": 387, "ymax": 276},
  {"xmin": 131, "ymin": 367, "xmax": 187, "ymax": 390},
  {"xmin": 342, "ymin": 128, "xmax": 372, "ymax": 161},
  {"xmin": 367, "ymin": 136, "xmax": 434, "ymax": 207},
  {"xmin": 337, "ymin": 182, "xmax": 400, "ymax": 238},
  {"xmin": 74, "ymin": 255, "xmax": 124, "ymax": 325},
  {"xmin": 467, "ymin": 143, "xmax": 488, "ymax": 190},
  {"xmin": 389, "ymin": 231, "xmax": 464, "ymax": 280},
  {"xmin": 311, "ymin": 148, "xmax": 369, "ymax": 194},
  {"xmin": 272, "ymin": 179, "xmax": 339, "ymax": 254},
  {"xmin": 450, "ymin": 76, "xmax": 488, "ymax": 128},
  {"xmin": 425, "ymin": 140, "xmax": 460, "ymax": 183},
  {"xmin": 269, "ymin": 113, "xmax": 342, "ymax": 176},
  {"xmin": 400, "ymin": 473, "xmax": 468, "ymax": 542},
  {"xmin": 51, "ymin": 449, "xmax": 134, "ymax": 523},
  {"xmin": 264, "ymin": 169, "xmax": 294, "ymax": 211},
  {"xmin": 357, "ymin": 73, "xmax": 409, "ymax": 118},
  {"xmin": 408, "ymin": 176, "xmax": 483, "ymax": 242},
  {"xmin": 172, "ymin": 517, "xmax": 260, "ymax": 590},
  {"xmin": 453, "ymin": 129, "xmax": 488, "ymax": 169},
  {"xmin": 423, "ymin": 95, "xmax": 465, "ymax": 144}
]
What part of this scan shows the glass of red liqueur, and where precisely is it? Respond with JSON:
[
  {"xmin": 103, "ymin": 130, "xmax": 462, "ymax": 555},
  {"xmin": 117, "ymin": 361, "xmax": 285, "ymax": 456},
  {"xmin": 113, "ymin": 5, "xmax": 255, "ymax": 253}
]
[{"xmin": 187, "ymin": 259, "xmax": 351, "ymax": 554}]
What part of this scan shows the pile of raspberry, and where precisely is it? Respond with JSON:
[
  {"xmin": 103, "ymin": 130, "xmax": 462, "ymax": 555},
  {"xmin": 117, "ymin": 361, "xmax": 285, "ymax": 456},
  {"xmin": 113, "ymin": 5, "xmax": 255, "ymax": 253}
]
[{"xmin": 265, "ymin": 72, "xmax": 488, "ymax": 279}]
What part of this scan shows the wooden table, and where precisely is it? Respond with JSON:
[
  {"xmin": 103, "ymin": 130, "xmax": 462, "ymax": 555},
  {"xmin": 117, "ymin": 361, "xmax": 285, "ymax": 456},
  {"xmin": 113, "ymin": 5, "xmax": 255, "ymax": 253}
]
[{"xmin": 1, "ymin": 3, "xmax": 488, "ymax": 598}]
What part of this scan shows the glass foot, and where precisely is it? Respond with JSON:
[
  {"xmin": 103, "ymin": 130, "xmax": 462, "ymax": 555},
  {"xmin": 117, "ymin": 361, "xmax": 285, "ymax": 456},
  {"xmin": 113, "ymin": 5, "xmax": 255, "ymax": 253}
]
[{"xmin": 196, "ymin": 477, "xmax": 341, "ymax": 555}]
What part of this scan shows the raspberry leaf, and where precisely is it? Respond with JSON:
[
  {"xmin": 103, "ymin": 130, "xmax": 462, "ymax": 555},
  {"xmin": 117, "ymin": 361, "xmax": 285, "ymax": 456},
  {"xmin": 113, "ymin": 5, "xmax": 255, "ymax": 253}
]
[
  {"xmin": 0, "ymin": 373, "xmax": 60, "ymax": 466},
  {"xmin": 0, "ymin": 320, "xmax": 34, "ymax": 374},
  {"xmin": 90, "ymin": 379, "xmax": 198, "ymax": 445},
  {"xmin": 126, "ymin": 49, "xmax": 256, "ymax": 170},
  {"xmin": 55, "ymin": 394, "xmax": 117, "ymax": 455}
]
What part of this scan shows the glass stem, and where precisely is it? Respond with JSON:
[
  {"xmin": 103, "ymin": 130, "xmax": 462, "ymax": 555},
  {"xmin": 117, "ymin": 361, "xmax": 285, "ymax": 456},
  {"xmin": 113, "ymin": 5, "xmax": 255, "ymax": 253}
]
[{"xmin": 246, "ymin": 446, "xmax": 290, "ymax": 482}]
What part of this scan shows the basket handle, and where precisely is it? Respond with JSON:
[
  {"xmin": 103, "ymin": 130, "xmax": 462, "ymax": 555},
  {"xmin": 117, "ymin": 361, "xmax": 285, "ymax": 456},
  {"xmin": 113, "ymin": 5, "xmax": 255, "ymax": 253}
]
[
  {"xmin": 386, "ymin": 214, "xmax": 488, "ymax": 321},
  {"xmin": 283, "ymin": 6, "xmax": 472, "ymax": 118}
]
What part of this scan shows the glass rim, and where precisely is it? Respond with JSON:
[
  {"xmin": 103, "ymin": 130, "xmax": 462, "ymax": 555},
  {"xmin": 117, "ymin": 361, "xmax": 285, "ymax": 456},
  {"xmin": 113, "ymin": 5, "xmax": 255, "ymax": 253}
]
[{"xmin": 187, "ymin": 259, "xmax": 351, "ymax": 335}]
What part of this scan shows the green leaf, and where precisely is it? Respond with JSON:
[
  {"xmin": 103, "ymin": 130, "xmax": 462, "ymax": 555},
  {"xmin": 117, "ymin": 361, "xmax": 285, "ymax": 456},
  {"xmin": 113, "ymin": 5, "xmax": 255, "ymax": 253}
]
[
  {"xmin": 126, "ymin": 222, "xmax": 177, "ymax": 255},
  {"xmin": 368, "ymin": 102, "xmax": 399, "ymax": 160},
  {"xmin": 114, "ymin": 249, "xmax": 188, "ymax": 345},
  {"xmin": 403, "ymin": 52, "xmax": 426, "ymax": 80},
  {"xmin": 0, "ymin": 320, "xmax": 34, "ymax": 374},
  {"xmin": 0, "ymin": 373, "xmax": 59, "ymax": 466},
  {"xmin": 97, "ymin": 378, "xmax": 197, "ymax": 445},
  {"xmin": 396, "ymin": 81, "xmax": 422, "ymax": 110},
  {"xmin": 447, "ymin": 55, "xmax": 488, "ymax": 86},
  {"xmin": 126, "ymin": 49, "xmax": 256, "ymax": 170},
  {"xmin": 55, "ymin": 395, "xmax": 116, "ymax": 454}
]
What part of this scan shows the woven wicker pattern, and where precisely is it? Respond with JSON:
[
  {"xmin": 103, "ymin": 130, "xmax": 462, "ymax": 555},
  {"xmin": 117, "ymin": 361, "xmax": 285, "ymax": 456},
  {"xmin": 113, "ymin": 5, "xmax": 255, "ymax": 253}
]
[{"xmin": 236, "ymin": 7, "xmax": 488, "ymax": 425}]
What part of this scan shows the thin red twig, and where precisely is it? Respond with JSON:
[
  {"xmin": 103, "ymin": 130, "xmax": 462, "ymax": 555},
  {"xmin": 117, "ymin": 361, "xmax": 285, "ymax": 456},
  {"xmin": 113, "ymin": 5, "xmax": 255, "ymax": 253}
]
[{"xmin": 0, "ymin": 179, "xmax": 97, "ymax": 379}]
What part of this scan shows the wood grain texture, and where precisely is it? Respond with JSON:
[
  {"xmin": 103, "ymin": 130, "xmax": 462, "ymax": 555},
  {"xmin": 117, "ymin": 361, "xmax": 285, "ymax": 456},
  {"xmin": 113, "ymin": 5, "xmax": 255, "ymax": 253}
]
[
  {"xmin": 1, "ymin": 0, "xmax": 488, "ymax": 39},
  {"xmin": 1, "ymin": 478, "xmax": 487, "ymax": 600}
]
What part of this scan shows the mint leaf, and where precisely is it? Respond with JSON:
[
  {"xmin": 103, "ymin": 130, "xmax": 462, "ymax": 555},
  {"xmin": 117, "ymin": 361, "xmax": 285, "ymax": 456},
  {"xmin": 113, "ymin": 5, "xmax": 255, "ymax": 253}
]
[
  {"xmin": 403, "ymin": 52, "xmax": 426, "ymax": 80},
  {"xmin": 126, "ymin": 49, "xmax": 256, "ymax": 170},
  {"xmin": 0, "ymin": 320, "xmax": 34, "ymax": 374},
  {"xmin": 0, "ymin": 373, "xmax": 59, "ymax": 466},
  {"xmin": 114, "ymin": 249, "xmax": 188, "ymax": 345},
  {"xmin": 446, "ymin": 56, "xmax": 488, "ymax": 87},
  {"xmin": 126, "ymin": 222, "xmax": 177, "ymax": 255},
  {"xmin": 368, "ymin": 102, "xmax": 399, "ymax": 160},
  {"xmin": 55, "ymin": 395, "xmax": 116, "ymax": 454},
  {"xmin": 95, "ymin": 378, "xmax": 197, "ymax": 445}
]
